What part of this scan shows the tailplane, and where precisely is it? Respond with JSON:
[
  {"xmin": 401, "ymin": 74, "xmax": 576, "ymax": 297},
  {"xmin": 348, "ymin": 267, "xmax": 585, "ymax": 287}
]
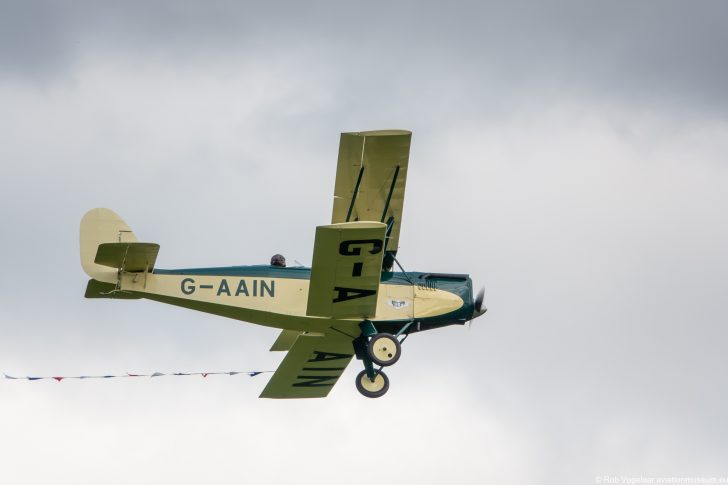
[{"xmin": 80, "ymin": 208, "xmax": 159, "ymax": 288}]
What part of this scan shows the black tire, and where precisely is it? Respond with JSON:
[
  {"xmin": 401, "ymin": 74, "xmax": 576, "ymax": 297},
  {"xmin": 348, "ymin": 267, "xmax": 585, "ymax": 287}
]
[
  {"xmin": 355, "ymin": 369, "xmax": 389, "ymax": 398},
  {"xmin": 367, "ymin": 333, "xmax": 402, "ymax": 366}
]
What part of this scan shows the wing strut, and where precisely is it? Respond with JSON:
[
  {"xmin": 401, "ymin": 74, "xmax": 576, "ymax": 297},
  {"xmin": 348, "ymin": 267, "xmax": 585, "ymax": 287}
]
[
  {"xmin": 382, "ymin": 215, "xmax": 396, "ymax": 271},
  {"xmin": 380, "ymin": 165, "xmax": 400, "ymax": 222},
  {"xmin": 346, "ymin": 166, "xmax": 365, "ymax": 222}
]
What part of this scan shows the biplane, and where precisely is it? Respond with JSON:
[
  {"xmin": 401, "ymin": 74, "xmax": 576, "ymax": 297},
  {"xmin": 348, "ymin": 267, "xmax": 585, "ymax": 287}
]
[{"xmin": 80, "ymin": 130, "xmax": 487, "ymax": 398}]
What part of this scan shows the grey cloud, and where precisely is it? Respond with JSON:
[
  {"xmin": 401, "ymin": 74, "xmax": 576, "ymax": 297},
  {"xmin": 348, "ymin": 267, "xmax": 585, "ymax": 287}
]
[
  {"xmin": 1, "ymin": 2, "xmax": 728, "ymax": 484},
  {"xmin": 2, "ymin": 1, "xmax": 728, "ymax": 117}
]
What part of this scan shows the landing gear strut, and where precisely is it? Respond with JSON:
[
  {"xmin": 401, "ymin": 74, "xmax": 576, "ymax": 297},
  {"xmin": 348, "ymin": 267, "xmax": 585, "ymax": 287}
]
[{"xmin": 353, "ymin": 321, "xmax": 414, "ymax": 398}]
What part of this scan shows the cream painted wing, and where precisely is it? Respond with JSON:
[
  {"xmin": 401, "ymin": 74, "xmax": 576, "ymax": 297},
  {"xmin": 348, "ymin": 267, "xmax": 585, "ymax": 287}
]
[
  {"xmin": 306, "ymin": 221, "xmax": 387, "ymax": 319},
  {"xmin": 260, "ymin": 333, "xmax": 355, "ymax": 399},
  {"xmin": 331, "ymin": 130, "xmax": 411, "ymax": 263}
]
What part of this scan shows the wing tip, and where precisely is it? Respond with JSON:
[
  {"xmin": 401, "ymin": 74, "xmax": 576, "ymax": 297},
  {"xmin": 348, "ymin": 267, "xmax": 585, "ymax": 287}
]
[{"xmin": 344, "ymin": 129, "xmax": 411, "ymax": 137}]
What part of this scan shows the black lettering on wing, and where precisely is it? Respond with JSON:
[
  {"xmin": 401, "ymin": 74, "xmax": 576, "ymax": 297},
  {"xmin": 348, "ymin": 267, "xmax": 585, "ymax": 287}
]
[
  {"xmin": 307, "ymin": 351, "xmax": 352, "ymax": 362},
  {"xmin": 332, "ymin": 286, "xmax": 376, "ymax": 303},
  {"xmin": 339, "ymin": 239, "xmax": 383, "ymax": 256},
  {"xmin": 292, "ymin": 375, "xmax": 338, "ymax": 388}
]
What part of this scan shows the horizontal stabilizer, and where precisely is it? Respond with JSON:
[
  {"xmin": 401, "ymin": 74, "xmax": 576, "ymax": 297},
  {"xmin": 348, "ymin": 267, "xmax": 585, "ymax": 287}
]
[
  {"xmin": 94, "ymin": 242, "xmax": 160, "ymax": 272},
  {"xmin": 84, "ymin": 279, "xmax": 141, "ymax": 299}
]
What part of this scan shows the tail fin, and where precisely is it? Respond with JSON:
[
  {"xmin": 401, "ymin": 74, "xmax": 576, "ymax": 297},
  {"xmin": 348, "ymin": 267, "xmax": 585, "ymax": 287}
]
[{"xmin": 80, "ymin": 208, "xmax": 139, "ymax": 283}]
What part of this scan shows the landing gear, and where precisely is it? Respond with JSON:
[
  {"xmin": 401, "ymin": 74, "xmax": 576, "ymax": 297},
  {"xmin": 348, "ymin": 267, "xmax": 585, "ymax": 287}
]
[
  {"xmin": 353, "ymin": 321, "xmax": 415, "ymax": 398},
  {"xmin": 367, "ymin": 333, "xmax": 401, "ymax": 366},
  {"xmin": 355, "ymin": 369, "xmax": 389, "ymax": 398}
]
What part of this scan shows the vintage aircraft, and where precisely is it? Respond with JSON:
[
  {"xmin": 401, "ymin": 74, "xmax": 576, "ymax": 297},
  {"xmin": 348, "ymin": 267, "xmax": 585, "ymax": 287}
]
[{"xmin": 80, "ymin": 130, "xmax": 487, "ymax": 398}]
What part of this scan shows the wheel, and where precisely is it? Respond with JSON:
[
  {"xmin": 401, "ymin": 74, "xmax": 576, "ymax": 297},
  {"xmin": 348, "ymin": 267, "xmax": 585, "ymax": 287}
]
[
  {"xmin": 367, "ymin": 333, "xmax": 401, "ymax": 366},
  {"xmin": 355, "ymin": 369, "xmax": 389, "ymax": 398}
]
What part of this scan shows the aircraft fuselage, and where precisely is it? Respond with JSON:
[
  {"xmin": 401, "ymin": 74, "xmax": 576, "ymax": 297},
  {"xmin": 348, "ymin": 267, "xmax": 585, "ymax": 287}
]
[{"xmin": 113, "ymin": 265, "xmax": 475, "ymax": 336}]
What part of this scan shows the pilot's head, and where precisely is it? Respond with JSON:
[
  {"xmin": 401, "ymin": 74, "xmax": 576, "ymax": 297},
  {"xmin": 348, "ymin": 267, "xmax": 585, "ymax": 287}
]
[{"xmin": 270, "ymin": 254, "xmax": 286, "ymax": 267}]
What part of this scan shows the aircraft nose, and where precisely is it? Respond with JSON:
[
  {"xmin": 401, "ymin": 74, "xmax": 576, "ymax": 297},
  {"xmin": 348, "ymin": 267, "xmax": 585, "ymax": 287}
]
[{"xmin": 472, "ymin": 286, "xmax": 487, "ymax": 319}]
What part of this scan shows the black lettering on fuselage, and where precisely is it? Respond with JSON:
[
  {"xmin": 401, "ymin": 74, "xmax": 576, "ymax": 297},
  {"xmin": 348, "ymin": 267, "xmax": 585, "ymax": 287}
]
[
  {"xmin": 181, "ymin": 278, "xmax": 195, "ymax": 295},
  {"xmin": 235, "ymin": 279, "xmax": 249, "ymax": 296},
  {"xmin": 217, "ymin": 279, "xmax": 231, "ymax": 296},
  {"xmin": 180, "ymin": 278, "xmax": 275, "ymax": 298},
  {"xmin": 260, "ymin": 280, "xmax": 275, "ymax": 297}
]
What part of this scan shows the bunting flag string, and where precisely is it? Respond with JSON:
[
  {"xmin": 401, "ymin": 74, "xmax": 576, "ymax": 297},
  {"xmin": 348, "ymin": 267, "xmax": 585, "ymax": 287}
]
[{"xmin": 3, "ymin": 370, "xmax": 273, "ymax": 382}]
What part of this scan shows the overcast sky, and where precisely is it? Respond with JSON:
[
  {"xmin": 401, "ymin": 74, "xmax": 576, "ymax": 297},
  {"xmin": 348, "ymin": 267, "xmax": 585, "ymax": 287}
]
[{"xmin": 1, "ymin": 1, "xmax": 727, "ymax": 484}]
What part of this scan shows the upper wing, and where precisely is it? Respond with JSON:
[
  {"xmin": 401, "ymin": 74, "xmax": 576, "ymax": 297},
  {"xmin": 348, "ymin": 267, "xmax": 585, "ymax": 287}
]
[
  {"xmin": 331, "ymin": 130, "xmax": 412, "ymax": 261},
  {"xmin": 306, "ymin": 221, "xmax": 386, "ymax": 318},
  {"xmin": 260, "ymin": 333, "xmax": 355, "ymax": 399}
]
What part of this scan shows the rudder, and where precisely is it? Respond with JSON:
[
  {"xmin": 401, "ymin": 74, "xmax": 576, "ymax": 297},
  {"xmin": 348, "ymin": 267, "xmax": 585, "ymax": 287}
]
[{"xmin": 80, "ymin": 208, "xmax": 138, "ymax": 284}]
